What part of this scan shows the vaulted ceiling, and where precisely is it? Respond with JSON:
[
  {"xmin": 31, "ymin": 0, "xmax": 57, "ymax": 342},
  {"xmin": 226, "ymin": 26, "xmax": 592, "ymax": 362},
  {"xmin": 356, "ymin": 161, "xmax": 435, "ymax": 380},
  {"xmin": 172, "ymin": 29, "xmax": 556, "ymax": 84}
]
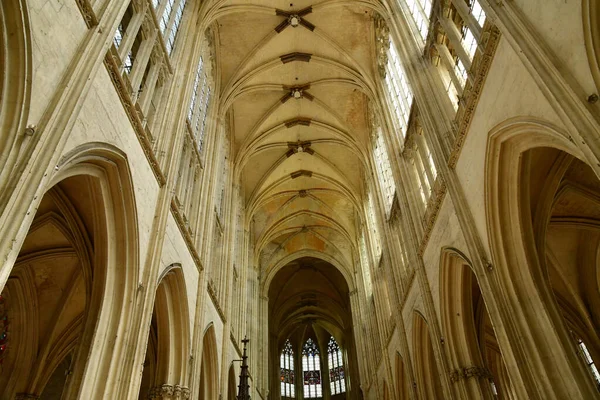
[{"xmin": 210, "ymin": 0, "xmax": 385, "ymax": 282}]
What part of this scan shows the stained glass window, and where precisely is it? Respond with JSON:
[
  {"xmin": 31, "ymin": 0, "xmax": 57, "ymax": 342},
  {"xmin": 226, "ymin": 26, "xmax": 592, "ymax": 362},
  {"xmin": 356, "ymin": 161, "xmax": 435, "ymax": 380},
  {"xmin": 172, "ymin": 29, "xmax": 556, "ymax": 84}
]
[
  {"xmin": 302, "ymin": 338, "xmax": 322, "ymax": 398},
  {"xmin": 327, "ymin": 336, "xmax": 346, "ymax": 395},
  {"xmin": 281, "ymin": 339, "xmax": 295, "ymax": 398}
]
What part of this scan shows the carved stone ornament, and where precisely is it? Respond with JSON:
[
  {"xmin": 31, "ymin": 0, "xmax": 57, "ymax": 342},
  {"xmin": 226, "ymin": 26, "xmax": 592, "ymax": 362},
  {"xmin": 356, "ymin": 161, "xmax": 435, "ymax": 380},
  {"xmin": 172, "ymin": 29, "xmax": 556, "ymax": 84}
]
[{"xmin": 374, "ymin": 14, "xmax": 390, "ymax": 78}]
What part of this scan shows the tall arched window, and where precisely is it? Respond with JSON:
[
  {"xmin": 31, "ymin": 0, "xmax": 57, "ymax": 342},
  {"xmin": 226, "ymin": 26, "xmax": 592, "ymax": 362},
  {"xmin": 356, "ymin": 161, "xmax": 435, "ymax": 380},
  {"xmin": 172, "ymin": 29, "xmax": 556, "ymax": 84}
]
[
  {"xmin": 302, "ymin": 338, "xmax": 322, "ymax": 398},
  {"xmin": 280, "ymin": 339, "xmax": 295, "ymax": 398},
  {"xmin": 327, "ymin": 336, "xmax": 346, "ymax": 395},
  {"xmin": 188, "ymin": 56, "xmax": 212, "ymax": 152}
]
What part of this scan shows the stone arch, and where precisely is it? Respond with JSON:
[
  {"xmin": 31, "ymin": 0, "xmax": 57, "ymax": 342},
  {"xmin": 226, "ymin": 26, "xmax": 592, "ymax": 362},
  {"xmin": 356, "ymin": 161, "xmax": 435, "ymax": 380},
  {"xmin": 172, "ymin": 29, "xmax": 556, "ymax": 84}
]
[
  {"xmin": 382, "ymin": 380, "xmax": 390, "ymax": 400},
  {"xmin": 139, "ymin": 264, "xmax": 192, "ymax": 399},
  {"xmin": 485, "ymin": 117, "xmax": 599, "ymax": 399},
  {"xmin": 395, "ymin": 352, "xmax": 410, "ymax": 399},
  {"xmin": 261, "ymin": 250, "xmax": 355, "ymax": 296},
  {"xmin": 439, "ymin": 248, "xmax": 511, "ymax": 399},
  {"xmin": 0, "ymin": 143, "xmax": 141, "ymax": 399},
  {"xmin": 198, "ymin": 324, "xmax": 219, "ymax": 400},
  {"xmin": 0, "ymin": 0, "xmax": 32, "ymax": 203},
  {"xmin": 583, "ymin": 0, "xmax": 600, "ymax": 92},
  {"xmin": 227, "ymin": 363, "xmax": 237, "ymax": 400},
  {"xmin": 412, "ymin": 312, "xmax": 444, "ymax": 400}
]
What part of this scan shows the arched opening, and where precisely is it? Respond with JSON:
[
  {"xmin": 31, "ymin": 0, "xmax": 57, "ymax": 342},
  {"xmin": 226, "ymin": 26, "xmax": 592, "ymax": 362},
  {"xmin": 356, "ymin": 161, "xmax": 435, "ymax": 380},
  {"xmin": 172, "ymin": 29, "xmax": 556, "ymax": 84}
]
[
  {"xmin": 199, "ymin": 325, "xmax": 219, "ymax": 400},
  {"xmin": 440, "ymin": 249, "xmax": 515, "ymax": 399},
  {"xmin": 138, "ymin": 266, "xmax": 191, "ymax": 399},
  {"xmin": 0, "ymin": 0, "xmax": 31, "ymax": 206},
  {"xmin": 583, "ymin": 0, "xmax": 600, "ymax": 91},
  {"xmin": 227, "ymin": 364, "xmax": 237, "ymax": 400},
  {"xmin": 382, "ymin": 380, "xmax": 390, "ymax": 400},
  {"xmin": 486, "ymin": 120, "xmax": 600, "ymax": 398},
  {"xmin": 268, "ymin": 257, "xmax": 358, "ymax": 399},
  {"xmin": 395, "ymin": 353, "xmax": 410, "ymax": 399},
  {"xmin": 0, "ymin": 148, "xmax": 139, "ymax": 398},
  {"xmin": 413, "ymin": 312, "xmax": 444, "ymax": 400}
]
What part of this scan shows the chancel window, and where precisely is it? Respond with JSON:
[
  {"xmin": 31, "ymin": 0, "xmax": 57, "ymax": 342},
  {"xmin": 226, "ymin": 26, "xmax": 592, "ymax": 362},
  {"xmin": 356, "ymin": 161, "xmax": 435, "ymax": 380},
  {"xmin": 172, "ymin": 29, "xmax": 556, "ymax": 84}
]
[
  {"xmin": 281, "ymin": 339, "xmax": 295, "ymax": 398},
  {"xmin": 327, "ymin": 337, "xmax": 346, "ymax": 395},
  {"xmin": 302, "ymin": 338, "xmax": 322, "ymax": 398}
]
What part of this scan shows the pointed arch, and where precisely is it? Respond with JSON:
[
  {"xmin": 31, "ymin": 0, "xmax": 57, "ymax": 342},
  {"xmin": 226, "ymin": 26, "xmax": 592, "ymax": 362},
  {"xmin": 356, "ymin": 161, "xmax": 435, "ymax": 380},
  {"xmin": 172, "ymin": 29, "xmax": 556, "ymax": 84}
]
[
  {"xmin": 485, "ymin": 117, "xmax": 599, "ymax": 398},
  {"xmin": 199, "ymin": 324, "xmax": 219, "ymax": 400},
  {"xmin": 412, "ymin": 312, "xmax": 443, "ymax": 400},
  {"xmin": 395, "ymin": 352, "xmax": 410, "ymax": 399},
  {"xmin": 139, "ymin": 264, "xmax": 191, "ymax": 397},
  {"xmin": 0, "ymin": 142, "xmax": 140, "ymax": 399},
  {"xmin": 0, "ymin": 0, "xmax": 32, "ymax": 204},
  {"xmin": 583, "ymin": 0, "xmax": 600, "ymax": 91}
]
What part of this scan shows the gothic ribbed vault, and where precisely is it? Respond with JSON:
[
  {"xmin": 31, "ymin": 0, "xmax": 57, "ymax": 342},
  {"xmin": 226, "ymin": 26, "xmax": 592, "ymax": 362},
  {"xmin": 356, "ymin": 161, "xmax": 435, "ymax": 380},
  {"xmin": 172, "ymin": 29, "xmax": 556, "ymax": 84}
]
[{"xmin": 212, "ymin": 0, "xmax": 383, "ymax": 278}]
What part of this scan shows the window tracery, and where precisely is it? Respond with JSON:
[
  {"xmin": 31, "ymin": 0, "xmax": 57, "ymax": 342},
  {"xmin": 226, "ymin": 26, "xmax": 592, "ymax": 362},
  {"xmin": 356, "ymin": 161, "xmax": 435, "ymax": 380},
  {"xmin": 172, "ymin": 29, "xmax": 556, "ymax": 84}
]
[
  {"xmin": 327, "ymin": 336, "xmax": 346, "ymax": 395},
  {"xmin": 280, "ymin": 339, "xmax": 295, "ymax": 398},
  {"xmin": 188, "ymin": 56, "xmax": 212, "ymax": 153},
  {"xmin": 302, "ymin": 338, "xmax": 322, "ymax": 398},
  {"xmin": 373, "ymin": 127, "xmax": 396, "ymax": 215}
]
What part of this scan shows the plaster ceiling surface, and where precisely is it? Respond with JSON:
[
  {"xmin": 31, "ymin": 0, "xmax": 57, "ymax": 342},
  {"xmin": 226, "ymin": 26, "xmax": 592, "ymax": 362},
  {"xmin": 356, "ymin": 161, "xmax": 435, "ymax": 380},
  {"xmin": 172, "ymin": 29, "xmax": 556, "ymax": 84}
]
[{"xmin": 212, "ymin": 0, "xmax": 383, "ymax": 280}]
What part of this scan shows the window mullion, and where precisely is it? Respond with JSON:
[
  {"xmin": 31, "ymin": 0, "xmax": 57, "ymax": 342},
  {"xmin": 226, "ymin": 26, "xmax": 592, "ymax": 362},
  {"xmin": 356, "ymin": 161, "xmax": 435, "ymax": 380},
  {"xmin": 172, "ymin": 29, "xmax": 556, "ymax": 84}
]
[
  {"xmin": 118, "ymin": 11, "xmax": 144, "ymax": 64},
  {"xmin": 448, "ymin": 0, "xmax": 482, "ymax": 41},
  {"xmin": 437, "ymin": 14, "xmax": 472, "ymax": 70},
  {"xmin": 139, "ymin": 61, "xmax": 161, "ymax": 116},
  {"xmin": 130, "ymin": 32, "xmax": 157, "ymax": 99}
]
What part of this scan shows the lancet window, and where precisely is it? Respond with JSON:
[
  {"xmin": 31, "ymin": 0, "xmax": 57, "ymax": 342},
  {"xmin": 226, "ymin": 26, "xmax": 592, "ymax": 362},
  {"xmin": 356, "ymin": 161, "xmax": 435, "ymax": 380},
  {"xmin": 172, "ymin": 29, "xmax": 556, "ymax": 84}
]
[
  {"xmin": 406, "ymin": 119, "xmax": 437, "ymax": 209},
  {"xmin": 424, "ymin": 0, "xmax": 488, "ymax": 110},
  {"xmin": 281, "ymin": 339, "xmax": 295, "ymax": 398},
  {"xmin": 188, "ymin": 57, "xmax": 212, "ymax": 152},
  {"xmin": 383, "ymin": 42, "xmax": 414, "ymax": 140},
  {"xmin": 373, "ymin": 127, "xmax": 396, "ymax": 215},
  {"xmin": 327, "ymin": 337, "xmax": 346, "ymax": 395},
  {"xmin": 405, "ymin": 0, "xmax": 432, "ymax": 40},
  {"xmin": 156, "ymin": 0, "xmax": 187, "ymax": 54},
  {"xmin": 302, "ymin": 338, "xmax": 322, "ymax": 398}
]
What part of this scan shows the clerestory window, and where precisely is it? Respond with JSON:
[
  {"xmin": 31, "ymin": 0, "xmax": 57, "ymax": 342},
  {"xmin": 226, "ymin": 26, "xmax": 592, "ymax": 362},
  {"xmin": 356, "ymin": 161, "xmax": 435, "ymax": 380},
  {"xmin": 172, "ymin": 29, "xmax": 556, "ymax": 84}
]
[
  {"xmin": 157, "ymin": 0, "xmax": 187, "ymax": 55},
  {"xmin": 383, "ymin": 42, "xmax": 414, "ymax": 140},
  {"xmin": 188, "ymin": 57, "xmax": 212, "ymax": 152},
  {"xmin": 373, "ymin": 127, "xmax": 396, "ymax": 215}
]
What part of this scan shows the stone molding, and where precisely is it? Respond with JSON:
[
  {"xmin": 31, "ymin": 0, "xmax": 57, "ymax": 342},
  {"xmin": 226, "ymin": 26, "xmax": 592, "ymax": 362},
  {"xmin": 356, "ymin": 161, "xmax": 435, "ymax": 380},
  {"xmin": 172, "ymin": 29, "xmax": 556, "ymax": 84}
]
[
  {"xmin": 148, "ymin": 384, "xmax": 190, "ymax": 399},
  {"xmin": 448, "ymin": 24, "xmax": 502, "ymax": 168},
  {"xmin": 104, "ymin": 51, "xmax": 167, "ymax": 186}
]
